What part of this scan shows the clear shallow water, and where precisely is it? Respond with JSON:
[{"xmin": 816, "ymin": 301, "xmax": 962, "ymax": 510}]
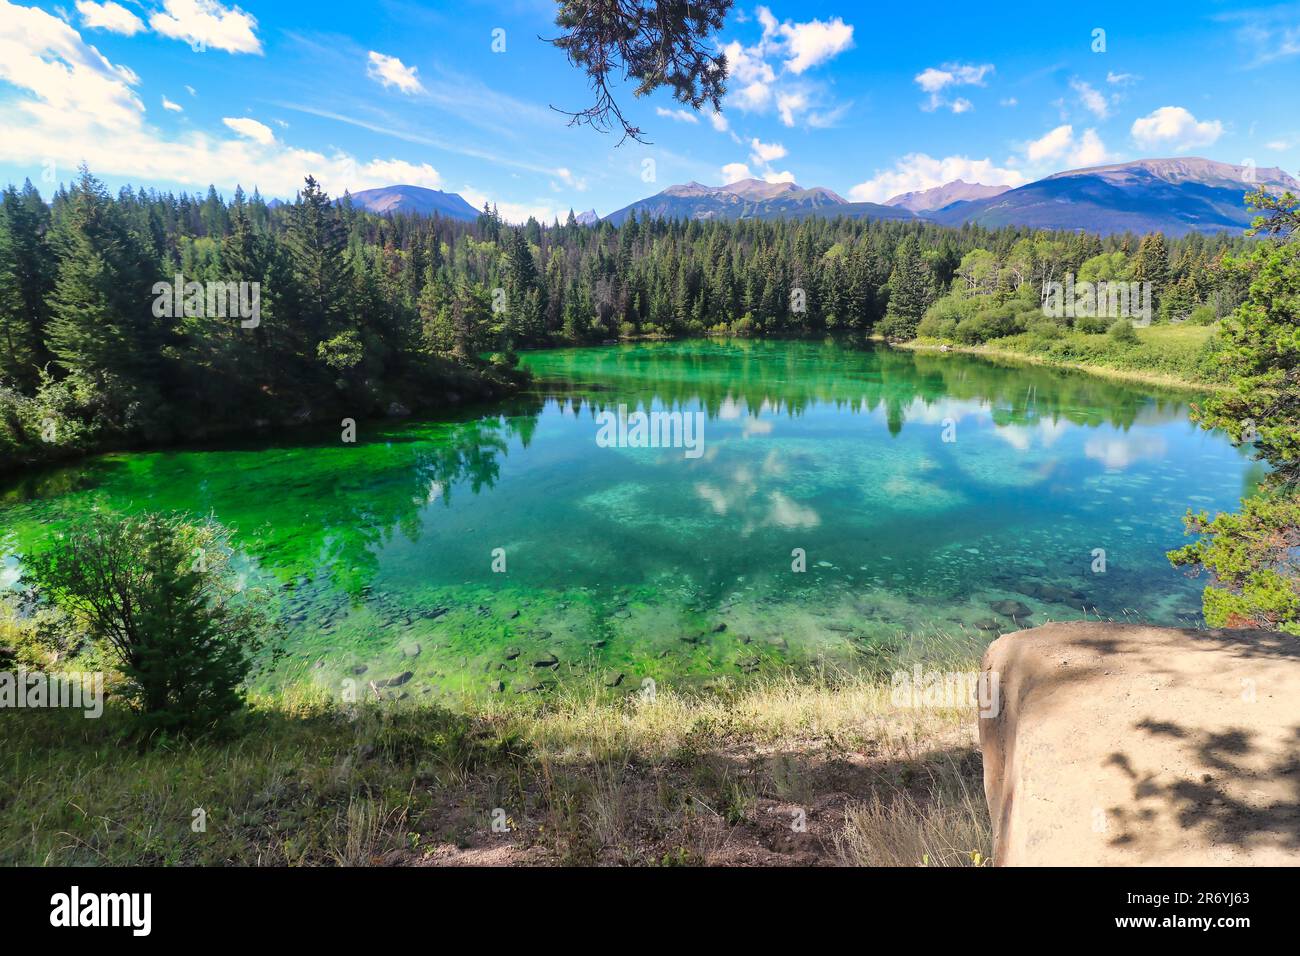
[{"xmin": 0, "ymin": 339, "xmax": 1262, "ymax": 697}]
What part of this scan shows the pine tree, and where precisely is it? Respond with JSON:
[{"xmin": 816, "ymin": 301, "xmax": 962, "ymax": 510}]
[{"xmin": 879, "ymin": 235, "xmax": 934, "ymax": 340}]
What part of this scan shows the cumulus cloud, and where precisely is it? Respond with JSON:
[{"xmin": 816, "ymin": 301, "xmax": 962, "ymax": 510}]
[
  {"xmin": 914, "ymin": 62, "xmax": 993, "ymax": 112},
  {"xmin": 222, "ymin": 116, "xmax": 274, "ymax": 144},
  {"xmin": 161, "ymin": 95, "xmax": 183, "ymax": 112},
  {"xmin": 0, "ymin": 4, "xmax": 477, "ymax": 201},
  {"xmin": 1131, "ymin": 106, "xmax": 1223, "ymax": 150},
  {"xmin": 366, "ymin": 51, "xmax": 424, "ymax": 94},
  {"xmin": 76, "ymin": 0, "xmax": 145, "ymax": 35},
  {"xmin": 849, "ymin": 153, "xmax": 1026, "ymax": 203},
  {"xmin": 1026, "ymin": 124, "xmax": 1074, "ymax": 162},
  {"xmin": 149, "ymin": 0, "xmax": 262, "ymax": 55},
  {"xmin": 721, "ymin": 161, "xmax": 753, "ymax": 183},
  {"xmin": 749, "ymin": 138, "xmax": 787, "ymax": 164},
  {"xmin": 719, "ymin": 8, "xmax": 853, "ymax": 127},
  {"xmin": 1025, "ymin": 124, "xmax": 1110, "ymax": 168},
  {"xmin": 777, "ymin": 15, "xmax": 854, "ymax": 74}
]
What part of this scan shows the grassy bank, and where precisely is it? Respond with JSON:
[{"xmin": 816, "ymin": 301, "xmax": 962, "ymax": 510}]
[
  {"xmin": 898, "ymin": 324, "xmax": 1226, "ymax": 392},
  {"xmin": 0, "ymin": 670, "xmax": 987, "ymax": 867}
]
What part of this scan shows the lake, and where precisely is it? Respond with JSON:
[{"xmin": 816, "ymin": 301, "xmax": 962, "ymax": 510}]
[{"xmin": 0, "ymin": 339, "xmax": 1261, "ymax": 697}]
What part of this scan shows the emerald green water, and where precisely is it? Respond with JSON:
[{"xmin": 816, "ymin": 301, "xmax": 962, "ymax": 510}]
[{"xmin": 0, "ymin": 340, "xmax": 1261, "ymax": 697}]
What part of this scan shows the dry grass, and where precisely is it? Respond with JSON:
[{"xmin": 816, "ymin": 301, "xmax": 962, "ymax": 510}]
[
  {"xmin": 0, "ymin": 667, "xmax": 989, "ymax": 867},
  {"xmin": 833, "ymin": 758, "xmax": 991, "ymax": 867}
]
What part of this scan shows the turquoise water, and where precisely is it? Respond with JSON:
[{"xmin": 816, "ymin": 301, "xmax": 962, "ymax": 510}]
[{"xmin": 0, "ymin": 339, "xmax": 1261, "ymax": 696}]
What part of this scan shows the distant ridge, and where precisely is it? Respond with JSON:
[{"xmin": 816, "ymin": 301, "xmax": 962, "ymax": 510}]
[
  {"xmin": 603, "ymin": 177, "xmax": 915, "ymax": 226},
  {"xmin": 883, "ymin": 179, "xmax": 1011, "ymax": 214},
  {"xmin": 345, "ymin": 184, "xmax": 479, "ymax": 221},
  {"xmin": 929, "ymin": 157, "xmax": 1300, "ymax": 236}
]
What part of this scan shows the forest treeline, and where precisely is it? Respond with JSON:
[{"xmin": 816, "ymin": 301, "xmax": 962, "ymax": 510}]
[{"xmin": 0, "ymin": 167, "xmax": 1258, "ymax": 470}]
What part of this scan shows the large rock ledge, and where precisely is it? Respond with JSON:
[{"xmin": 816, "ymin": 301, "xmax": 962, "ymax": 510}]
[{"xmin": 979, "ymin": 621, "xmax": 1300, "ymax": 866}]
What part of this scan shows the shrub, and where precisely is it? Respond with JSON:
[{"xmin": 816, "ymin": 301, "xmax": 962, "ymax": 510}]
[
  {"xmin": 1073, "ymin": 315, "xmax": 1110, "ymax": 334},
  {"xmin": 23, "ymin": 512, "xmax": 279, "ymax": 735},
  {"xmin": 1107, "ymin": 319, "xmax": 1139, "ymax": 345}
]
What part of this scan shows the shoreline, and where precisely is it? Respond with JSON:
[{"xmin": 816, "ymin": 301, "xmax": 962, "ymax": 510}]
[{"xmin": 890, "ymin": 339, "xmax": 1226, "ymax": 394}]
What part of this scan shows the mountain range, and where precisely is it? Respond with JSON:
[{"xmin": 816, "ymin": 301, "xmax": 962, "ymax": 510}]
[
  {"xmin": 883, "ymin": 179, "xmax": 1011, "ymax": 213},
  {"xmin": 927, "ymin": 158, "xmax": 1299, "ymax": 236},
  {"xmin": 336, "ymin": 157, "xmax": 1297, "ymax": 237},
  {"xmin": 345, "ymin": 184, "xmax": 480, "ymax": 221},
  {"xmin": 601, "ymin": 178, "xmax": 915, "ymax": 226}
]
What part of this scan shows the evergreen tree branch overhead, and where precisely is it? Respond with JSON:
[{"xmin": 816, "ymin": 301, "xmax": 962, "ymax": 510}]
[{"xmin": 548, "ymin": 0, "xmax": 732, "ymax": 144}]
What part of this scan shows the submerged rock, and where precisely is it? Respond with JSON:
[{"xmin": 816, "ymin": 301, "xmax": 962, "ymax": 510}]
[
  {"xmin": 532, "ymin": 652, "xmax": 559, "ymax": 668},
  {"xmin": 373, "ymin": 671, "xmax": 413, "ymax": 688},
  {"xmin": 401, "ymin": 643, "xmax": 421, "ymax": 658},
  {"xmin": 990, "ymin": 599, "xmax": 1033, "ymax": 619},
  {"xmin": 602, "ymin": 671, "xmax": 624, "ymax": 687}
]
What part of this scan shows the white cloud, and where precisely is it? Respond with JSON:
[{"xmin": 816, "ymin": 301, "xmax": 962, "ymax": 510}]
[
  {"xmin": 915, "ymin": 62, "xmax": 993, "ymax": 112},
  {"xmin": 762, "ymin": 169, "xmax": 796, "ymax": 184},
  {"xmin": 735, "ymin": 79, "xmax": 773, "ymax": 111},
  {"xmin": 1026, "ymin": 124, "xmax": 1075, "ymax": 162},
  {"xmin": 354, "ymin": 158, "xmax": 442, "ymax": 190},
  {"xmin": 723, "ymin": 39, "xmax": 776, "ymax": 86},
  {"xmin": 1024, "ymin": 124, "xmax": 1111, "ymax": 168},
  {"xmin": 1131, "ymin": 106, "xmax": 1223, "ymax": 150},
  {"xmin": 76, "ymin": 0, "xmax": 144, "ymax": 35},
  {"xmin": 1073, "ymin": 128, "xmax": 1108, "ymax": 166},
  {"xmin": 184, "ymin": 84, "xmax": 197, "ymax": 96},
  {"xmin": 458, "ymin": 185, "xmax": 565, "ymax": 225},
  {"xmin": 1106, "ymin": 71, "xmax": 1139, "ymax": 85},
  {"xmin": 721, "ymin": 161, "xmax": 753, "ymax": 183},
  {"xmin": 149, "ymin": 0, "xmax": 261, "ymax": 55},
  {"xmin": 0, "ymin": 0, "xmax": 145, "ymax": 130},
  {"xmin": 366, "ymin": 51, "xmax": 423, "ymax": 94},
  {"xmin": 849, "ymin": 153, "xmax": 1027, "ymax": 203},
  {"xmin": 708, "ymin": 110, "xmax": 729, "ymax": 133},
  {"xmin": 750, "ymin": 138, "xmax": 787, "ymax": 164},
  {"xmin": 655, "ymin": 106, "xmax": 699, "ymax": 124},
  {"xmin": 778, "ymin": 15, "xmax": 854, "ymax": 74},
  {"xmin": 914, "ymin": 62, "xmax": 993, "ymax": 93},
  {"xmin": 550, "ymin": 166, "xmax": 588, "ymax": 192},
  {"xmin": 161, "ymin": 95, "xmax": 183, "ymax": 112},
  {"xmin": 776, "ymin": 90, "xmax": 808, "ymax": 126},
  {"xmin": 0, "ymin": 8, "xmax": 466, "ymax": 200},
  {"xmin": 720, "ymin": 11, "xmax": 851, "ymax": 127},
  {"xmin": 1070, "ymin": 78, "xmax": 1109, "ymax": 119},
  {"xmin": 222, "ymin": 116, "xmax": 274, "ymax": 144}
]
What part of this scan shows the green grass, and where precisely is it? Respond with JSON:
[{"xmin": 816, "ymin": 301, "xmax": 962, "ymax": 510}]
[{"xmin": 908, "ymin": 323, "xmax": 1225, "ymax": 391}]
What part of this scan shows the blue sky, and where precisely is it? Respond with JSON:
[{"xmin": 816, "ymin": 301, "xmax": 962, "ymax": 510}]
[{"xmin": 1, "ymin": 0, "xmax": 1298, "ymax": 221}]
